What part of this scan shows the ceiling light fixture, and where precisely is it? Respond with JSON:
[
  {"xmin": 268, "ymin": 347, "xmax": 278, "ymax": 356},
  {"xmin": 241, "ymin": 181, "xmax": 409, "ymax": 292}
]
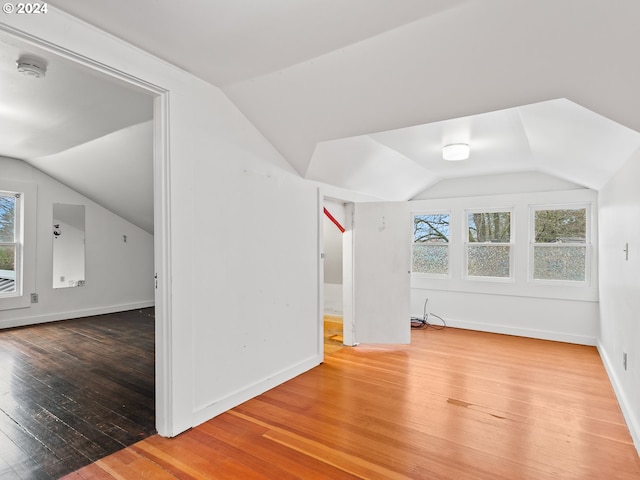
[
  {"xmin": 16, "ymin": 56, "xmax": 47, "ymax": 78},
  {"xmin": 443, "ymin": 143, "xmax": 470, "ymax": 161}
]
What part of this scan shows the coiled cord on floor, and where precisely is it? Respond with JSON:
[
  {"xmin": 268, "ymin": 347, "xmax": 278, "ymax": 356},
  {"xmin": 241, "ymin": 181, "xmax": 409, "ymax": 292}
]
[{"xmin": 411, "ymin": 298, "xmax": 446, "ymax": 330}]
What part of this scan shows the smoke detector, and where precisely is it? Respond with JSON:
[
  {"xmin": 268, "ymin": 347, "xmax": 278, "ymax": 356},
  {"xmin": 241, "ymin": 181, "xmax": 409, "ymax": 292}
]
[{"xmin": 16, "ymin": 56, "xmax": 47, "ymax": 78}]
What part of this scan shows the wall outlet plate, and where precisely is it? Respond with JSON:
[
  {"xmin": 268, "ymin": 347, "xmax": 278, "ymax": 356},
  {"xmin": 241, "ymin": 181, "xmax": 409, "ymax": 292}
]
[{"xmin": 30, "ymin": 293, "xmax": 38, "ymax": 303}]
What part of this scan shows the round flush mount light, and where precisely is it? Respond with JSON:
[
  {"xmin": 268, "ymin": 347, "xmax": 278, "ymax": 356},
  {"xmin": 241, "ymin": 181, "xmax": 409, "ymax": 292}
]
[
  {"xmin": 443, "ymin": 143, "xmax": 470, "ymax": 161},
  {"xmin": 16, "ymin": 56, "xmax": 47, "ymax": 78}
]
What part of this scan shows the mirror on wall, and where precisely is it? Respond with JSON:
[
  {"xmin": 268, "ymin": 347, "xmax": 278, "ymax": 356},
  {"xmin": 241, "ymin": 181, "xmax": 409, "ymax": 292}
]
[{"xmin": 52, "ymin": 204, "xmax": 85, "ymax": 288}]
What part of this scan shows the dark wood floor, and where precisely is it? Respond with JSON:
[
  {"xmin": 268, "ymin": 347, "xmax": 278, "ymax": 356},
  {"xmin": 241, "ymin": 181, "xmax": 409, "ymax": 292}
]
[
  {"xmin": 0, "ymin": 308, "xmax": 155, "ymax": 479},
  {"xmin": 66, "ymin": 326, "xmax": 640, "ymax": 479}
]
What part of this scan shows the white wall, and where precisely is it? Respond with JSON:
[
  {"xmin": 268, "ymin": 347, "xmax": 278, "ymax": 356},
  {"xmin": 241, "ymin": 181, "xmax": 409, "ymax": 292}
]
[
  {"xmin": 0, "ymin": 157, "xmax": 154, "ymax": 328},
  {"xmin": 323, "ymin": 199, "xmax": 345, "ymax": 315},
  {"xmin": 1, "ymin": 8, "xmax": 322, "ymax": 436},
  {"xmin": 415, "ymin": 291, "xmax": 599, "ymax": 345},
  {"xmin": 411, "ymin": 178, "xmax": 600, "ymax": 346},
  {"xmin": 413, "ymin": 171, "xmax": 585, "ymax": 200},
  {"xmin": 6, "ymin": 9, "xmax": 627, "ymax": 447},
  {"xmin": 598, "ymin": 151, "xmax": 640, "ymax": 453}
]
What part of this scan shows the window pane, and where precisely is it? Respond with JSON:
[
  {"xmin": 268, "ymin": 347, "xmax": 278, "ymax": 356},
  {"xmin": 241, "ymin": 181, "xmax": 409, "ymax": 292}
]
[
  {"xmin": 534, "ymin": 245, "xmax": 586, "ymax": 281},
  {"xmin": 0, "ymin": 195, "xmax": 16, "ymax": 242},
  {"xmin": 412, "ymin": 244, "xmax": 448, "ymax": 275},
  {"xmin": 0, "ymin": 245, "xmax": 16, "ymax": 293},
  {"xmin": 414, "ymin": 214, "xmax": 449, "ymax": 243},
  {"xmin": 468, "ymin": 212, "xmax": 510, "ymax": 242},
  {"xmin": 468, "ymin": 245, "xmax": 510, "ymax": 278},
  {"xmin": 535, "ymin": 209, "xmax": 586, "ymax": 243}
]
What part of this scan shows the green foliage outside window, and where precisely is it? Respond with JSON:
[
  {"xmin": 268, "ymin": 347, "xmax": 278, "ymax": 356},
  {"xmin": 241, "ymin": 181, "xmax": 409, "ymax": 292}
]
[
  {"xmin": 534, "ymin": 209, "xmax": 586, "ymax": 243},
  {"xmin": 468, "ymin": 211, "xmax": 511, "ymax": 242},
  {"xmin": 533, "ymin": 208, "xmax": 587, "ymax": 281},
  {"xmin": 467, "ymin": 211, "xmax": 512, "ymax": 278}
]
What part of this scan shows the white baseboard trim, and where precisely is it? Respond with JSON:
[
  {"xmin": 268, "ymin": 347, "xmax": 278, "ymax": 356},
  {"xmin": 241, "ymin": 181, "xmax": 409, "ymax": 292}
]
[
  {"xmin": 597, "ymin": 341, "xmax": 640, "ymax": 457},
  {"xmin": 442, "ymin": 317, "xmax": 597, "ymax": 346},
  {"xmin": 191, "ymin": 354, "xmax": 322, "ymax": 428},
  {"xmin": 0, "ymin": 301, "xmax": 155, "ymax": 330}
]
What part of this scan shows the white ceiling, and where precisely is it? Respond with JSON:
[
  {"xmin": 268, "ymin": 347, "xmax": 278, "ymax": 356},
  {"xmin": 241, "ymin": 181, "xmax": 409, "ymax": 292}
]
[
  {"xmin": 3, "ymin": 1, "xmax": 640, "ymax": 228},
  {"xmin": 307, "ymin": 99, "xmax": 640, "ymax": 199},
  {"xmin": 0, "ymin": 32, "xmax": 154, "ymax": 233}
]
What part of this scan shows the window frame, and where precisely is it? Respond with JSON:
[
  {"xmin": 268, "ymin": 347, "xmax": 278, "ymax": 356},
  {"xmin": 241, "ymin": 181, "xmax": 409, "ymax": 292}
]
[
  {"xmin": 411, "ymin": 211, "xmax": 451, "ymax": 278},
  {"xmin": 410, "ymin": 190, "xmax": 597, "ymax": 303},
  {"xmin": 529, "ymin": 203, "xmax": 591, "ymax": 286},
  {"xmin": 464, "ymin": 207, "xmax": 515, "ymax": 282},
  {"xmin": 0, "ymin": 191, "xmax": 22, "ymax": 298},
  {"xmin": 0, "ymin": 180, "xmax": 36, "ymax": 312}
]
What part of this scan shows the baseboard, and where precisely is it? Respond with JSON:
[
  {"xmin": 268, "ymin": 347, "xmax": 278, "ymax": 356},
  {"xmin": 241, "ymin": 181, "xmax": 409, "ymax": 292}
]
[
  {"xmin": 191, "ymin": 354, "xmax": 322, "ymax": 428},
  {"xmin": 597, "ymin": 341, "xmax": 640, "ymax": 457},
  {"xmin": 442, "ymin": 317, "xmax": 597, "ymax": 346},
  {"xmin": 0, "ymin": 301, "xmax": 155, "ymax": 330}
]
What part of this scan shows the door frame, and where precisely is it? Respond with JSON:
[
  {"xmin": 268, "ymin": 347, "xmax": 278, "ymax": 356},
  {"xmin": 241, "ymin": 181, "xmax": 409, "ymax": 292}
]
[
  {"xmin": 318, "ymin": 193, "xmax": 355, "ymax": 353},
  {"xmin": 0, "ymin": 24, "xmax": 172, "ymax": 435}
]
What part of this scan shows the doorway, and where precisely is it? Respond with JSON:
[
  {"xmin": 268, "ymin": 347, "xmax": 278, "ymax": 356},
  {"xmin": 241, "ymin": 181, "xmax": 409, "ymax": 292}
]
[
  {"xmin": 0, "ymin": 23, "xmax": 170, "ymax": 452},
  {"xmin": 320, "ymin": 199, "xmax": 411, "ymax": 350},
  {"xmin": 322, "ymin": 198, "xmax": 347, "ymax": 355}
]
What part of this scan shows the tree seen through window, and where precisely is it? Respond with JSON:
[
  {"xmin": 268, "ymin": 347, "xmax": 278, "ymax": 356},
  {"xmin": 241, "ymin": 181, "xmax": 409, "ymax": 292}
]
[{"xmin": 412, "ymin": 213, "xmax": 450, "ymax": 275}]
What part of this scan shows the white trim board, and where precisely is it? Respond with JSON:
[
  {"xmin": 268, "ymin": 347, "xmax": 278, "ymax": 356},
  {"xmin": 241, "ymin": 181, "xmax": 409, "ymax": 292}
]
[
  {"xmin": 0, "ymin": 301, "xmax": 155, "ymax": 330},
  {"xmin": 441, "ymin": 317, "xmax": 597, "ymax": 346},
  {"xmin": 598, "ymin": 342, "xmax": 640, "ymax": 458},
  {"xmin": 191, "ymin": 354, "xmax": 322, "ymax": 428}
]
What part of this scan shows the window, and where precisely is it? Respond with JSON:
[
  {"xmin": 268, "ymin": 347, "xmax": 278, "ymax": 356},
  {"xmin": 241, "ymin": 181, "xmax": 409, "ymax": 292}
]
[
  {"xmin": 0, "ymin": 192, "xmax": 20, "ymax": 296},
  {"xmin": 531, "ymin": 206, "xmax": 588, "ymax": 282},
  {"xmin": 412, "ymin": 213, "xmax": 450, "ymax": 275},
  {"xmin": 410, "ymin": 191, "xmax": 596, "ymax": 301},
  {"xmin": 466, "ymin": 210, "xmax": 512, "ymax": 279}
]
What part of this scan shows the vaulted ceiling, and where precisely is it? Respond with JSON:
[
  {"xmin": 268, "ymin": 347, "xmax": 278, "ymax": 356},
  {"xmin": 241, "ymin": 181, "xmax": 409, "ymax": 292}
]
[
  {"xmin": 3, "ymin": 1, "xmax": 640, "ymax": 231},
  {"xmin": 0, "ymin": 32, "xmax": 154, "ymax": 233}
]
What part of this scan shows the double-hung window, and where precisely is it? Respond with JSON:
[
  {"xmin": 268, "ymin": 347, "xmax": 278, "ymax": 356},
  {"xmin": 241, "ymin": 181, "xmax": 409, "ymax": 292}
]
[
  {"xmin": 531, "ymin": 206, "xmax": 589, "ymax": 283},
  {"xmin": 466, "ymin": 209, "xmax": 513, "ymax": 280},
  {"xmin": 412, "ymin": 213, "xmax": 450, "ymax": 276},
  {"xmin": 0, "ymin": 192, "xmax": 21, "ymax": 296}
]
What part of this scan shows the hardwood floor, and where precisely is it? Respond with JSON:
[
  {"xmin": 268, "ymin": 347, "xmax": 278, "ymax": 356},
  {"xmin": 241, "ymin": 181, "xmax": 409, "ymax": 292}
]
[
  {"xmin": 324, "ymin": 315, "xmax": 344, "ymax": 355},
  {"xmin": 0, "ymin": 309, "xmax": 155, "ymax": 479},
  {"xmin": 65, "ymin": 327, "xmax": 640, "ymax": 479}
]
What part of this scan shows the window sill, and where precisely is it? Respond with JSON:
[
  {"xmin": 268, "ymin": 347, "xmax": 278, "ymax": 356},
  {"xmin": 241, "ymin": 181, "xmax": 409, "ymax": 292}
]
[{"xmin": 411, "ymin": 274, "xmax": 598, "ymax": 302}]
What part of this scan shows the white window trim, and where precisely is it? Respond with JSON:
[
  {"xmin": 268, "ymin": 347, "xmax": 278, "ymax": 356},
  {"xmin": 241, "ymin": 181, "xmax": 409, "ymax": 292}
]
[
  {"xmin": 0, "ymin": 191, "xmax": 22, "ymax": 299},
  {"xmin": 410, "ymin": 190, "xmax": 598, "ymax": 303},
  {"xmin": 529, "ymin": 203, "xmax": 592, "ymax": 287},
  {"xmin": 464, "ymin": 207, "xmax": 515, "ymax": 283},
  {"xmin": 0, "ymin": 180, "xmax": 36, "ymax": 311},
  {"xmin": 411, "ymin": 211, "xmax": 452, "ymax": 279}
]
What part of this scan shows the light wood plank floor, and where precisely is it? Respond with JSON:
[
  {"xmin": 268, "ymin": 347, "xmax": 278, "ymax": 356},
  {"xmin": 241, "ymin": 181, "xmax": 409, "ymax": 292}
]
[
  {"xmin": 64, "ymin": 327, "xmax": 640, "ymax": 479},
  {"xmin": 324, "ymin": 315, "xmax": 344, "ymax": 355}
]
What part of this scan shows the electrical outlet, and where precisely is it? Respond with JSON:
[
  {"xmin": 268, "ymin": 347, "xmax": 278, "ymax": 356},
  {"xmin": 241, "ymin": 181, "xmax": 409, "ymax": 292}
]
[
  {"xmin": 623, "ymin": 352, "xmax": 627, "ymax": 371},
  {"xmin": 30, "ymin": 293, "xmax": 38, "ymax": 303}
]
